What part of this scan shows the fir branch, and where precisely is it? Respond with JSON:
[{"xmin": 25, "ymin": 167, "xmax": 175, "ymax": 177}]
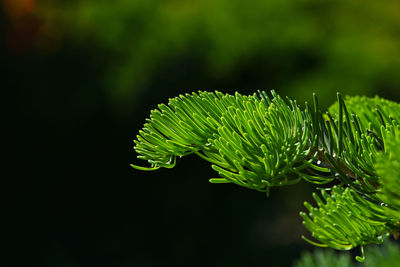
[
  {"xmin": 132, "ymin": 91, "xmax": 333, "ymax": 193},
  {"xmin": 300, "ymin": 186, "xmax": 397, "ymax": 260},
  {"xmin": 131, "ymin": 90, "xmax": 400, "ymax": 260}
]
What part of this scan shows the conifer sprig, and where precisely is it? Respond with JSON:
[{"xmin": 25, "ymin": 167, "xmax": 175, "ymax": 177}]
[
  {"xmin": 131, "ymin": 90, "xmax": 400, "ymax": 260},
  {"xmin": 300, "ymin": 186, "xmax": 398, "ymax": 261}
]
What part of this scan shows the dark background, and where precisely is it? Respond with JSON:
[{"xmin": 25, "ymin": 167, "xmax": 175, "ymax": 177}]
[{"xmin": 4, "ymin": 0, "xmax": 400, "ymax": 266}]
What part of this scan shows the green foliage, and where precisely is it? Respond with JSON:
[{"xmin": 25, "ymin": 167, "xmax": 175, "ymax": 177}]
[
  {"xmin": 375, "ymin": 131, "xmax": 400, "ymax": 216},
  {"xmin": 132, "ymin": 91, "xmax": 332, "ymax": 193},
  {"xmin": 327, "ymin": 96, "xmax": 400, "ymax": 217},
  {"xmin": 293, "ymin": 240, "xmax": 400, "ymax": 267},
  {"xmin": 293, "ymin": 249, "xmax": 352, "ymax": 267},
  {"xmin": 41, "ymin": 0, "xmax": 400, "ymax": 107},
  {"xmin": 132, "ymin": 90, "xmax": 400, "ymax": 261},
  {"xmin": 362, "ymin": 240, "xmax": 400, "ymax": 267},
  {"xmin": 328, "ymin": 96, "xmax": 400, "ymax": 135},
  {"xmin": 300, "ymin": 186, "xmax": 394, "ymax": 251},
  {"xmin": 316, "ymin": 96, "xmax": 400, "ymax": 196}
]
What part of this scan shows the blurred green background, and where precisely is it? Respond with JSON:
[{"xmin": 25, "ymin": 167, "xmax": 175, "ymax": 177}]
[{"xmin": 4, "ymin": 0, "xmax": 400, "ymax": 266}]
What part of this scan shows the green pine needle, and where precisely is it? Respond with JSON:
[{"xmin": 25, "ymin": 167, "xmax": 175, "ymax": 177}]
[{"xmin": 132, "ymin": 90, "xmax": 400, "ymax": 259}]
